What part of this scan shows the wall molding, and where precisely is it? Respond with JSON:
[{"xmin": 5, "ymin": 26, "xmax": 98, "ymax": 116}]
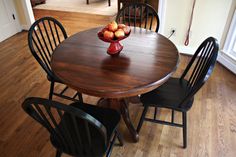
[
  {"xmin": 217, "ymin": 52, "xmax": 236, "ymax": 74},
  {"xmin": 177, "ymin": 45, "xmax": 196, "ymax": 55},
  {"xmin": 176, "ymin": 45, "xmax": 236, "ymax": 74},
  {"xmin": 21, "ymin": 24, "xmax": 30, "ymax": 30}
]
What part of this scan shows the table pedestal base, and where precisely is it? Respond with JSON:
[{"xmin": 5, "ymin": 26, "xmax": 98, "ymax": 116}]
[{"xmin": 97, "ymin": 98, "xmax": 139, "ymax": 142}]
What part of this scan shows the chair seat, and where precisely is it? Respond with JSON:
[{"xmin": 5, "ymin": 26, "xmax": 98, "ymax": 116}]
[
  {"xmin": 70, "ymin": 102, "xmax": 120, "ymax": 139},
  {"xmin": 50, "ymin": 102, "xmax": 120, "ymax": 156},
  {"xmin": 140, "ymin": 78, "xmax": 194, "ymax": 112}
]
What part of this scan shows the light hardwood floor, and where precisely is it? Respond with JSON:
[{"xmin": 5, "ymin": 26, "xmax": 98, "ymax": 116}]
[{"xmin": 0, "ymin": 9, "xmax": 236, "ymax": 157}]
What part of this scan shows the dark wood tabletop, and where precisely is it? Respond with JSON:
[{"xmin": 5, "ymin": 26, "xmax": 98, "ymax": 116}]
[
  {"xmin": 51, "ymin": 27, "xmax": 179, "ymax": 142},
  {"xmin": 51, "ymin": 27, "xmax": 179, "ymax": 98}
]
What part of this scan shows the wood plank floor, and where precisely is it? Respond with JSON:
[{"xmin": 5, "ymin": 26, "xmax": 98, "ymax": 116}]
[{"xmin": 0, "ymin": 9, "xmax": 236, "ymax": 157}]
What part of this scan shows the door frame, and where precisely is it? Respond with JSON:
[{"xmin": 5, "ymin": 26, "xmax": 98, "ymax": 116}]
[
  {"xmin": 22, "ymin": 0, "xmax": 35, "ymax": 30},
  {"xmin": 22, "ymin": 0, "xmax": 167, "ymax": 32},
  {"xmin": 158, "ymin": 0, "xmax": 166, "ymax": 35}
]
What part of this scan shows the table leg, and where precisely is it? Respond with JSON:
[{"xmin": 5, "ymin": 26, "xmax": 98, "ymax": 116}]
[
  {"xmin": 97, "ymin": 98, "xmax": 139, "ymax": 142},
  {"xmin": 120, "ymin": 99, "xmax": 139, "ymax": 142}
]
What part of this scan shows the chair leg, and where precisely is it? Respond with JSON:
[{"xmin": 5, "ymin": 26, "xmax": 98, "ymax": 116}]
[
  {"xmin": 171, "ymin": 109, "xmax": 175, "ymax": 123},
  {"xmin": 154, "ymin": 107, "xmax": 158, "ymax": 120},
  {"xmin": 108, "ymin": 0, "xmax": 111, "ymax": 6},
  {"xmin": 182, "ymin": 112, "xmax": 187, "ymax": 148},
  {"xmin": 77, "ymin": 93, "xmax": 83, "ymax": 103},
  {"xmin": 106, "ymin": 132, "xmax": 117, "ymax": 157},
  {"xmin": 49, "ymin": 81, "xmax": 55, "ymax": 100},
  {"xmin": 137, "ymin": 105, "xmax": 149, "ymax": 133},
  {"xmin": 87, "ymin": 0, "xmax": 89, "ymax": 4},
  {"xmin": 55, "ymin": 149, "xmax": 62, "ymax": 157},
  {"xmin": 118, "ymin": 0, "xmax": 120, "ymax": 12},
  {"xmin": 116, "ymin": 130, "xmax": 124, "ymax": 146}
]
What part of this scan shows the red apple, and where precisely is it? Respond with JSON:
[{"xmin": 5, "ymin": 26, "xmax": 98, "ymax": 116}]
[
  {"xmin": 114, "ymin": 29, "xmax": 125, "ymax": 38},
  {"xmin": 123, "ymin": 26, "xmax": 131, "ymax": 35},
  {"xmin": 103, "ymin": 30, "xmax": 114, "ymax": 40},
  {"xmin": 108, "ymin": 21, "xmax": 118, "ymax": 32},
  {"xmin": 101, "ymin": 27, "xmax": 108, "ymax": 34},
  {"xmin": 118, "ymin": 24, "xmax": 126, "ymax": 29}
]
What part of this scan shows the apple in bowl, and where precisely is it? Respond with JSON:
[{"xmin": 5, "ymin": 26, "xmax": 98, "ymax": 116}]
[
  {"xmin": 98, "ymin": 21, "xmax": 131, "ymax": 56},
  {"xmin": 108, "ymin": 21, "xmax": 118, "ymax": 32},
  {"xmin": 103, "ymin": 30, "xmax": 114, "ymax": 40},
  {"xmin": 98, "ymin": 21, "xmax": 131, "ymax": 41},
  {"xmin": 115, "ymin": 29, "xmax": 125, "ymax": 38},
  {"xmin": 123, "ymin": 26, "xmax": 131, "ymax": 35},
  {"xmin": 118, "ymin": 24, "xmax": 126, "ymax": 29}
]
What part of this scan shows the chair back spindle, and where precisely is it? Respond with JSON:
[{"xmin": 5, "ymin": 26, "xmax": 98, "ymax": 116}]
[
  {"xmin": 116, "ymin": 2, "xmax": 160, "ymax": 32},
  {"xmin": 28, "ymin": 17, "xmax": 68, "ymax": 79}
]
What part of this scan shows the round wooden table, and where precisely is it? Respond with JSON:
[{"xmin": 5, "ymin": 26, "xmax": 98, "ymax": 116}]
[{"xmin": 51, "ymin": 27, "xmax": 179, "ymax": 142}]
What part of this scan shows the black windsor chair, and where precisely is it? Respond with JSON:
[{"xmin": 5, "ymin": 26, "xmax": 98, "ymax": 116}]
[
  {"xmin": 22, "ymin": 97, "xmax": 123, "ymax": 157},
  {"xmin": 136, "ymin": 37, "xmax": 219, "ymax": 148},
  {"xmin": 28, "ymin": 17, "xmax": 83, "ymax": 102}
]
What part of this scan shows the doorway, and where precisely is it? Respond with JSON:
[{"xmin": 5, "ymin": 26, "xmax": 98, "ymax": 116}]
[{"xmin": 24, "ymin": 0, "xmax": 166, "ymax": 34}]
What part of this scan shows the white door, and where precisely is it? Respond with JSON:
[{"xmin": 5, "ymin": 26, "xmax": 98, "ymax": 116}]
[{"xmin": 0, "ymin": 0, "xmax": 20, "ymax": 42}]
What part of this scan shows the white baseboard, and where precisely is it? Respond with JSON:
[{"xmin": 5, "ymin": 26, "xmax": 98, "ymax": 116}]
[
  {"xmin": 217, "ymin": 52, "xmax": 236, "ymax": 74},
  {"xmin": 176, "ymin": 45, "xmax": 196, "ymax": 55},
  {"xmin": 176, "ymin": 45, "xmax": 236, "ymax": 75},
  {"xmin": 21, "ymin": 24, "xmax": 30, "ymax": 30}
]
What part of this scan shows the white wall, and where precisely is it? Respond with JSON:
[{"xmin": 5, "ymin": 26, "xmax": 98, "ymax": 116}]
[{"xmin": 163, "ymin": 0, "xmax": 234, "ymax": 54}]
